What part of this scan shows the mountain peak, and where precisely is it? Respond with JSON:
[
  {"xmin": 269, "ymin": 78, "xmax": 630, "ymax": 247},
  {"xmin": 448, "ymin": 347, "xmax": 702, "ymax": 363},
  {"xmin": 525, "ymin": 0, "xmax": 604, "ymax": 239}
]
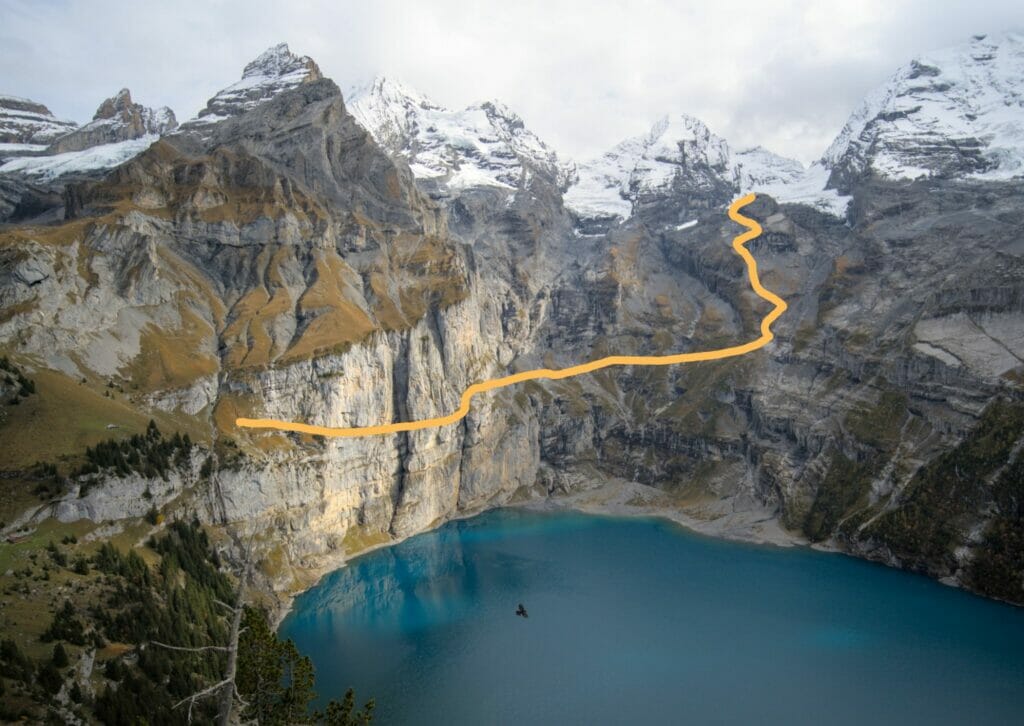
[
  {"xmin": 184, "ymin": 42, "xmax": 322, "ymax": 128},
  {"xmin": 346, "ymin": 76, "xmax": 569, "ymax": 192},
  {"xmin": 823, "ymin": 32, "xmax": 1024, "ymax": 190},
  {"xmin": 242, "ymin": 42, "xmax": 321, "ymax": 84},
  {"xmin": 565, "ymin": 113, "xmax": 851, "ymax": 224},
  {"xmin": 564, "ymin": 112, "xmax": 733, "ymax": 222},
  {"xmin": 93, "ymin": 88, "xmax": 135, "ymax": 120},
  {"xmin": 347, "ymin": 75, "xmax": 437, "ymax": 110}
]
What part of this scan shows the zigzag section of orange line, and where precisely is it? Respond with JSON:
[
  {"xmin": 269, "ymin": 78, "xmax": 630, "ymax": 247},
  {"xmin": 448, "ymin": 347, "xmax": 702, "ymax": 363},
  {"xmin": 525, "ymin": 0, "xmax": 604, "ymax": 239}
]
[{"xmin": 236, "ymin": 193, "xmax": 786, "ymax": 438}]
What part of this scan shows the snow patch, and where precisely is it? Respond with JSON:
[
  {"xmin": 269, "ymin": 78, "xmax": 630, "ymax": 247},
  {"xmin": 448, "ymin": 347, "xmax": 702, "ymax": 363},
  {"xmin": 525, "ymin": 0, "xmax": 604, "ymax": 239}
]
[
  {"xmin": 734, "ymin": 150, "xmax": 851, "ymax": 218},
  {"xmin": 913, "ymin": 342, "xmax": 962, "ymax": 367},
  {"xmin": 0, "ymin": 142, "xmax": 47, "ymax": 154},
  {"xmin": 0, "ymin": 135, "xmax": 157, "ymax": 180}
]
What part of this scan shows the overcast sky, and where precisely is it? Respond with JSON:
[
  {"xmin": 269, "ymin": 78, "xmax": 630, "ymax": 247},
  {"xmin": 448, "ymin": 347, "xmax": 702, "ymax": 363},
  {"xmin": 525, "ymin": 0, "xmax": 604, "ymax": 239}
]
[{"xmin": 2, "ymin": 0, "xmax": 1022, "ymax": 163}]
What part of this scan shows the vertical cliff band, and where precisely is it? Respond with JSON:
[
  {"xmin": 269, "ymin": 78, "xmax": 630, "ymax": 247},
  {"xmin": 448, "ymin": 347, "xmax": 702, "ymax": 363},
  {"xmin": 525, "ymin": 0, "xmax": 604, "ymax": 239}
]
[{"xmin": 236, "ymin": 193, "xmax": 788, "ymax": 438}]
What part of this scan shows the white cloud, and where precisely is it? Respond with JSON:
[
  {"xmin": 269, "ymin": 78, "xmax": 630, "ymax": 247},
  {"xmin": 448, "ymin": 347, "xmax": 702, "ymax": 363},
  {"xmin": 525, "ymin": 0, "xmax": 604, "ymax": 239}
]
[{"xmin": 1, "ymin": 0, "xmax": 1021, "ymax": 163}]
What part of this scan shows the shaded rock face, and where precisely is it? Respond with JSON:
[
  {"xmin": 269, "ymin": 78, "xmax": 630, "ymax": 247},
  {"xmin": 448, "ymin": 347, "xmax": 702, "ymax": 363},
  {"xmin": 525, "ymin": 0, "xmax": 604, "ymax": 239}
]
[
  {"xmin": 0, "ymin": 176, "xmax": 62, "ymax": 221},
  {"xmin": 0, "ymin": 94, "xmax": 77, "ymax": 145},
  {"xmin": 1, "ymin": 37, "xmax": 1023, "ymax": 608},
  {"xmin": 48, "ymin": 88, "xmax": 176, "ymax": 153}
]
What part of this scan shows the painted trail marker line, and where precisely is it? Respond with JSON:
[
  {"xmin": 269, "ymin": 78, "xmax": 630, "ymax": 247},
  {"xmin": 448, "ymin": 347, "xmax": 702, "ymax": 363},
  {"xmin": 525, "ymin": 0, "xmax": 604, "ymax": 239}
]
[{"xmin": 236, "ymin": 193, "xmax": 786, "ymax": 438}]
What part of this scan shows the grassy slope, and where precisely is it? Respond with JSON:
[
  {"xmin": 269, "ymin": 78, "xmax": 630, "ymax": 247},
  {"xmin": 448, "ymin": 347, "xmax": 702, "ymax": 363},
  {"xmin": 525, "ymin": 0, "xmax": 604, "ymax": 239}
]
[{"xmin": 0, "ymin": 367, "xmax": 209, "ymax": 473}]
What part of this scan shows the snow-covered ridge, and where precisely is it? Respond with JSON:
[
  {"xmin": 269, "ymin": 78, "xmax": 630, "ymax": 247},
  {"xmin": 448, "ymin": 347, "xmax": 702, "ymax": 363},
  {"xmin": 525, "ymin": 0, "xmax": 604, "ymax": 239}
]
[
  {"xmin": 0, "ymin": 94, "xmax": 77, "ymax": 146},
  {"xmin": 824, "ymin": 32, "xmax": 1024, "ymax": 187},
  {"xmin": 182, "ymin": 43, "xmax": 322, "ymax": 128},
  {"xmin": 346, "ymin": 76, "xmax": 571, "ymax": 191},
  {"xmin": 0, "ymin": 88, "xmax": 174, "ymax": 178},
  {"xmin": 3, "ymin": 33, "xmax": 1017, "ymax": 221}
]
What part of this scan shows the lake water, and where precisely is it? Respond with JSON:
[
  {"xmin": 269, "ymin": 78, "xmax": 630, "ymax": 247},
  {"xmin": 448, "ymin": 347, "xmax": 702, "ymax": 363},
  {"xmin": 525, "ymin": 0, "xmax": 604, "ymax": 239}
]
[{"xmin": 279, "ymin": 509, "xmax": 1024, "ymax": 725}]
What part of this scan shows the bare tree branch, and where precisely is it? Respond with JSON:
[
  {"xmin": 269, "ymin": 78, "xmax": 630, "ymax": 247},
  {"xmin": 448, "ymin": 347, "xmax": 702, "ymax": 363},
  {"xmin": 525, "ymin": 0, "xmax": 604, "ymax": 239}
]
[
  {"xmin": 234, "ymin": 682, "xmax": 250, "ymax": 708},
  {"xmin": 173, "ymin": 677, "xmax": 233, "ymax": 723},
  {"xmin": 150, "ymin": 641, "xmax": 232, "ymax": 653}
]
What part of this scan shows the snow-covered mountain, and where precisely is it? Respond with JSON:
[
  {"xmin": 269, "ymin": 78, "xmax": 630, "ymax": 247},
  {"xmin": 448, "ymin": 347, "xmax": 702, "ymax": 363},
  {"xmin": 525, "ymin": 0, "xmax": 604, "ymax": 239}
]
[
  {"xmin": 0, "ymin": 95, "xmax": 77, "ymax": 151},
  {"xmin": 565, "ymin": 115, "xmax": 733, "ymax": 220},
  {"xmin": 48, "ymin": 88, "xmax": 175, "ymax": 154},
  {"xmin": 565, "ymin": 116, "xmax": 849, "ymax": 223},
  {"xmin": 1, "ymin": 43, "xmax": 318, "ymax": 181},
  {"xmin": 824, "ymin": 32, "xmax": 1024, "ymax": 191},
  {"xmin": 4, "ymin": 33, "xmax": 1021, "ymax": 215},
  {"xmin": 345, "ymin": 76, "xmax": 571, "ymax": 192},
  {"xmin": 181, "ymin": 43, "xmax": 321, "ymax": 130},
  {"xmin": 0, "ymin": 88, "xmax": 175, "ymax": 180}
]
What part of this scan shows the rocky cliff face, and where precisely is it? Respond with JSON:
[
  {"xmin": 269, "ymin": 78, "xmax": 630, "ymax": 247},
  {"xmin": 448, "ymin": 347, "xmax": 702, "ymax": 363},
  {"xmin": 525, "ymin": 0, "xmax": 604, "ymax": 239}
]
[{"xmin": 1, "ymin": 36, "xmax": 1022, "ymax": 608}]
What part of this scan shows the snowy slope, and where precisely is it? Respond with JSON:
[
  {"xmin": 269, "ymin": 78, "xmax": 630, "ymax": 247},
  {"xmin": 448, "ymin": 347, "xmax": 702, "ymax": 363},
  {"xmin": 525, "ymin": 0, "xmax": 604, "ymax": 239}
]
[
  {"xmin": 733, "ymin": 147, "xmax": 850, "ymax": 218},
  {"xmin": 181, "ymin": 43, "xmax": 321, "ymax": 129},
  {"xmin": 824, "ymin": 32, "xmax": 1024, "ymax": 189},
  {"xmin": 0, "ymin": 135, "xmax": 158, "ymax": 181},
  {"xmin": 346, "ymin": 76, "xmax": 570, "ymax": 191},
  {"xmin": 0, "ymin": 95, "xmax": 77, "ymax": 146}
]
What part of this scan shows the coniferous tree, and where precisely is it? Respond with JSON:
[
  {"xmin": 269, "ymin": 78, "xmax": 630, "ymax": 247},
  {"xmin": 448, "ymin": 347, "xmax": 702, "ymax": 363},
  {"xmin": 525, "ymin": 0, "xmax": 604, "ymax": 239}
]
[
  {"xmin": 36, "ymin": 661, "xmax": 62, "ymax": 694},
  {"xmin": 318, "ymin": 688, "xmax": 376, "ymax": 726},
  {"xmin": 0, "ymin": 638, "xmax": 34, "ymax": 682}
]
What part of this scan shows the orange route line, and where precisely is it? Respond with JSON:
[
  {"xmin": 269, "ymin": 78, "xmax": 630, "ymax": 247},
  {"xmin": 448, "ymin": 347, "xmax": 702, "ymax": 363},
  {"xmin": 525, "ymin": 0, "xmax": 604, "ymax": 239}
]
[{"xmin": 236, "ymin": 193, "xmax": 786, "ymax": 439}]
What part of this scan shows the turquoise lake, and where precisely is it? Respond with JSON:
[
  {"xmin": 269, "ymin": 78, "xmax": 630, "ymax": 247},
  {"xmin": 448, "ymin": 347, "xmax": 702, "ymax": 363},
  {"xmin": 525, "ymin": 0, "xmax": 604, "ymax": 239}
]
[{"xmin": 279, "ymin": 509, "xmax": 1024, "ymax": 725}]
